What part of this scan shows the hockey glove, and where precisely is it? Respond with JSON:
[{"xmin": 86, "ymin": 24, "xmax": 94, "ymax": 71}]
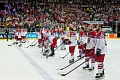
[
  {"xmin": 62, "ymin": 39, "xmax": 66, "ymax": 45},
  {"xmin": 96, "ymin": 48, "xmax": 101, "ymax": 56},
  {"xmin": 68, "ymin": 40, "xmax": 71, "ymax": 44},
  {"xmin": 82, "ymin": 49, "xmax": 86, "ymax": 53}
]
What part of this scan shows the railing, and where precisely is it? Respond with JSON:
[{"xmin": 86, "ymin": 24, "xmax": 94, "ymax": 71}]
[{"xmin": 0, "ymin": 28, "xmax": 16, "ymax": 33}]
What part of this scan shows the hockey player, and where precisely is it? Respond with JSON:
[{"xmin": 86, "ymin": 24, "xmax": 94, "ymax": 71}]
[
  {"xmin": 37, "ymin": 28, "xmax": 43, "ymax": 48},
  {"xmin": 17, "ymin": 27, "xmax": 22, "ymax": 47},
  {"xmin": 48, "ymin": 33, "xmax": 57, "ymax": 56},
  {"xmin": 57, "ymin": 27, "xmax": 61, "ymax": 38},
  {"xmin": 77, "ymin": 27, "xmax": 86, "ymax": 59},
  {"xmin": 13, "ymin": 28, "xmax": 19, "ymax": 44},
  {"xmin": 21, "ymin": 28, "xmax": 27, "ymax": 43},
  {"xmin": 83, "ymin": 24, "xmax": 97, "ymax": 70},
  {"xmin": 42, "ymin": 28, "xmax": 51, "ymax": 55},
  {"xmin": 67, "ymin": 28, "xmax": 76, "ymax": 63},
  {"xmin": 60, "ymin": 27, "xmax": 66, "ymax": 50},
  {"xmin": 52, "ymin": 28, "xmax": 58, "ymax": 38},
  {"xmin": 95, "ymin": 25, "xmax": 107, "ymax": 78},
  {"xmin": 46, "ymin": 28, "xmax": 51, "ymax": 36},
  {"xmin": 52, "ymin": 28, "xmax": 58, "ymax": 48}
]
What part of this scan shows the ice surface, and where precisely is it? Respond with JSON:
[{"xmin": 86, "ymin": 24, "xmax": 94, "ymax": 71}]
[{"xmin": 0, "ymin": 39, "xmax": 120, "ymax": 80}]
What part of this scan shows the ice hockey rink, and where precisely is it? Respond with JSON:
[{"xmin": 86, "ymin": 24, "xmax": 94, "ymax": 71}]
[{"xmin": 0, "ymin": 38, "xmax": 120, "ymax": 80}]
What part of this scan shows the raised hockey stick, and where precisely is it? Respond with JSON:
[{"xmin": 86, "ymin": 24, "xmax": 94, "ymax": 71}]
[
  {"xmin": 57, "ymin": 51, "xmax": 92, "ymax": 70},
  {"xmin": 25, "ymin": 38, "xmax": 37, "ymax": 48}
]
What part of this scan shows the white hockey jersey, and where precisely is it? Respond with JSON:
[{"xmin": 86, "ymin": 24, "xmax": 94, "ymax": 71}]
[
  {"xmin": 60, "ymin": 30, "xmax": 66, "ymax": 39},
  {"xmin": 78, "ymin": 31, "xmax": 86, "ymax": 44},
  {"xmin": 37, "ymin": 29, "xmax": 42, "ymax": 39},
  {"xmin": 13, "ymin": 29, "xmax": 18, "ymax": 36},
  {"xmin": 86, "ymin": 31, "xmax": 97, "ymax": 49},
  {"xmin": 48, "ymin": 35, "xmax": 54, "ymax": 45},
  {"xmin": 21, "ymin": 29, "xmax": 27, "ymax": 36},
  {"xmin": 17, "ymin": 29, "xmax": 22, "ymax": 38},
  {"xmin": 95, "ymin": 31, "xmax": 107, "ymax": 54},
  {"xmin": 69, "ymin": 31, "xmax": 77, "ymax": 46}
]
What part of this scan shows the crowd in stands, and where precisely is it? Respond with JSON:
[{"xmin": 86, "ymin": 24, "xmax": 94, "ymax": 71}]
[
  {"xmin": 48, "ymin": 1, "xmax": 120, "ymax": 23},
  {"xmin": 0, "ymin": 0, "xmax": 120, "ymax": 32},
  {"xmin": 0, "ymin": 0, "xmax": 53, "ymax": 32}
]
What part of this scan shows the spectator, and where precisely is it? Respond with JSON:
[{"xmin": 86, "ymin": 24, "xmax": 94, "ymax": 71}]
[{"xmin": 5, "ymin": 28, "xmax": 9, "ymax": 41}]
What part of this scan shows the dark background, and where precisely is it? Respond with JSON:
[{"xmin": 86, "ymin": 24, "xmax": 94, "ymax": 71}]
[{"xmin": 0, "ymin": 3, "xmax": 5, "ymax": 9}]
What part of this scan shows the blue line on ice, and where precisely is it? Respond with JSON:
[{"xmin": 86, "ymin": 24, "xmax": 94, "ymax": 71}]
[{"xmin": 16, "ymin": 46, "xmax": 54, "ymax": 80}]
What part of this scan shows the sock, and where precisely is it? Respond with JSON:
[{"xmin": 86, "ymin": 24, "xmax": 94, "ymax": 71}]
[
  {"xmin": 85, "ymin": 57, "xmax": 89, "ymax": 66},
  {"xmin": 91, "ymin": 58, "xmax": 95, "ymax": 68},
  {"xmin": 98, "ymin": 62, "xmax": 103, "ymax": 73},
  {"xmin": 79, "ymin": 49, "xmax": 82, "ymax": 55},
  {"xmin": 71, "ymin": 55, "xmax": 74, "ymax": 60}
]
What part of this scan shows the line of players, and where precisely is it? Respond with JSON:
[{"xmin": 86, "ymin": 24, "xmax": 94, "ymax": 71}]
[
  {"xmin": 37, "ymin": 27, "xmax": 66, "ymax": 56},
  {"xmin": 12, "ymin": 26, "xmax": 64, "ymax": 56},
  {"xmin": 13, "ymin": 27, "xmax": 27, "ymax": 47},
  {"xmin": 36, "ymin": 24, "xmax": 107, "ymax": 78},
  {"xmin": 65, "ymin": 24, "xmax": 107, "ymax": 78},
  {"xmin": 13, "ymin": 24, "xmax": 107, "ymax": 78}
]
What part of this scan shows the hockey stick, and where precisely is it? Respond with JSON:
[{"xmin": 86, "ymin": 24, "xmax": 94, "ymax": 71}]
[
  {"xmin": 31, "ymin": 42, "xmax": 37, "ymax": 46},
  {"xmin": 54, "ymin": 43, "xmax": 62, "ymax": 51},
  {"xmin": 8, "ymin": 42, "xmax": 15, "ymax": 46},
  {"xmin": 25, "ymin": 39, "xmax": 29, "ymax": 43},
  {"xmin": 57, "ymin": 51, "xmax": 92, "ymax": 70},
  {"xmin": 58, "ymin": 53, "xmax": 92, "ymax": 76},
  {"xmin": 8, "ymin": 37, "xmax": 17, "ymax": 46},
  {"xmin": 57, "ymin": 56, "xmax": 82, "ymax": 70},
  {"xmin": 58, "ymin": 60, "xmax": 87, "ymax": 76},
  {"xmin": 22, "ymin": 39, "xmax": 29, "ymax": 43},
  {"xmin": 59, "ymin": 44, "xmax": 78, "ymax": 59},
  {"xmin": 59, "ymin": 52, "xmax": 69, "ymax": 59},
  {"xmin": 25, "ymin": 38, "xmax": 37, "ymax": 48}
]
